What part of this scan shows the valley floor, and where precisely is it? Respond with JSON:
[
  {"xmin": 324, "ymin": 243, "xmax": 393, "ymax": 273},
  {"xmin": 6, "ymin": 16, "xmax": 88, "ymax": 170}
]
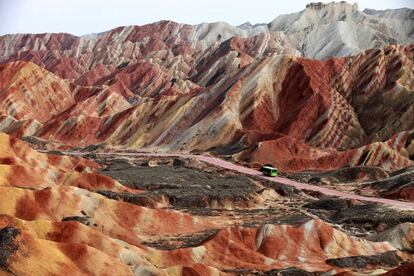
[{"xmin": 1, "ymin": 134, "xmax": 414, "ymax": 275}]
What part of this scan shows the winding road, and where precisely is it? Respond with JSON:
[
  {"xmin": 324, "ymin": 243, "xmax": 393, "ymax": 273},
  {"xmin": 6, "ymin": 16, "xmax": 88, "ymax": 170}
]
[{"xmin": 65, "ymin": 151, "xmax": 414, "ymax": 210}]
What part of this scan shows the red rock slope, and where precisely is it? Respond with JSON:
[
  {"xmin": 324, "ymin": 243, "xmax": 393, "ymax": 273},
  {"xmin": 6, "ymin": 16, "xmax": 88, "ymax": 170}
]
[{"xmin": 0, "ymin": 43, "xmax": 413, "ymax": 173}]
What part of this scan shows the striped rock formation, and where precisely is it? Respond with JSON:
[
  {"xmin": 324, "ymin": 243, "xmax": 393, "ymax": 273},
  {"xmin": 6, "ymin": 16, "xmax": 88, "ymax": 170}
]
[
  {"xmin": 0, "ymin": 133, "xmax": 413, "ymax": 275},
  {"xmin": 0, "ymin": 2, "xmax": 412, "ymax": 64},
  {"xmin": 1, "ymin": 2, "xmax": 414, "ymax": 275},
  {"xmin": 0, "ymin": 2, "xmax": 412, "ymax": 174},
  {"xmin": 0, "ymin": 44, "xmax": 413, "ymax": 174},
  {"xmin": 268, "ymin": 2, "xmax": 414, "ymax": 58}
]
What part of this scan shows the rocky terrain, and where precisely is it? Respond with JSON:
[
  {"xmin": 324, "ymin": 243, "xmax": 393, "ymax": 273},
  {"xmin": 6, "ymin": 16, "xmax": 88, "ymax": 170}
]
[
  {"xmin": 0, "ymin": 3, "xmax": 413, "ymax": 175},
  {"xmin": 1, "ymin": 1, "xmax": 414, "ymax": 275},
  {"xmin": 0, "ymin": 133, "xmax": 414, "ymax": 275},
  {"xmin": 289, "ymin": 165, "xmax": 414, "ymax": 202}
]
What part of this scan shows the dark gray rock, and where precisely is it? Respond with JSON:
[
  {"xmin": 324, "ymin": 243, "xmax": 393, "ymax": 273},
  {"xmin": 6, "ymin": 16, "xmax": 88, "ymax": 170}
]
[
  {"xmin": 326, "ymin": 251, "xmax": 402, "ymax": 269},
  {"xmin": 0, "ymin": 227, "xmax": 21, "ymax": 273}
]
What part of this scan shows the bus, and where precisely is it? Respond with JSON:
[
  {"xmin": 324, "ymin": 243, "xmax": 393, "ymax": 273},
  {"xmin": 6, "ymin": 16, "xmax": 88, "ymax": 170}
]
[{"xmin": 260, "ymin": 165, "xmax": 278, "ymax": 177}]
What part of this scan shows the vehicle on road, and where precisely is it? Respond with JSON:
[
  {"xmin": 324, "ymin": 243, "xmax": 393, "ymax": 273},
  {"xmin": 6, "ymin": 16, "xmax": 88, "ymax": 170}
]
[{"xmin": 260, "ymin": 165, "xmax": 278, "ymax": 177}]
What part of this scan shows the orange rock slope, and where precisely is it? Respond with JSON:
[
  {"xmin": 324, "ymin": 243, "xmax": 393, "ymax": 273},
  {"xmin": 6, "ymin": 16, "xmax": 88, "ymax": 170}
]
[{"xmin": 0, "ymin": 133, "xmax": 413, "ymax": 275}]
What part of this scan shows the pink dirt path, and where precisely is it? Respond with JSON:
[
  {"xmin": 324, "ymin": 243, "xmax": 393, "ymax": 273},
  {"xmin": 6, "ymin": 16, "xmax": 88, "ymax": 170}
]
[{"xmin": 63, "ymin": 151, "xmax": 414, "ymax": 210}]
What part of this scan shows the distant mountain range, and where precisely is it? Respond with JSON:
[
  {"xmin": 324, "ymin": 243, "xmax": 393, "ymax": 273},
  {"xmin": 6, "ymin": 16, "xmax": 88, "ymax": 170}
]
[{"xmin": 1, "ymin": 1, "xmax": 413, "ymax": 60}]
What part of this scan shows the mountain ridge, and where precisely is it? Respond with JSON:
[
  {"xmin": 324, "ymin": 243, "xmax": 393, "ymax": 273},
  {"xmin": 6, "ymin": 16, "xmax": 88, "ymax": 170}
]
[
  {"xmin": 1, "ymin": 2, "xmax": 414, "ymax": 274},
  {"xmin": 0, "ymin": 1, "xmax": 413, "ymax": 173},
  {"xmin": 1, "ymin": 2, "xmax": 413, "ymax": 59},
  {"xmin": 1, "ymin": 43, "xmax": 413, "ymax": 173}
]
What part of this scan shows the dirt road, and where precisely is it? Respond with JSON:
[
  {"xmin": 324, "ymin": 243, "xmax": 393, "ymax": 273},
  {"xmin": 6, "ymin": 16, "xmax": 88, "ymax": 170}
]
[{"xmin": 65, "ymin": 151, "xmax": 414, "ymax": 209}]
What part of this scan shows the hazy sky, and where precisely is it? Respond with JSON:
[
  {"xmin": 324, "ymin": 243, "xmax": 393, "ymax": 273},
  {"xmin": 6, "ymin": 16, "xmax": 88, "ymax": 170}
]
[{"xmin": 0, "ymin": 0, "xmax": 413, "ymax": 36}]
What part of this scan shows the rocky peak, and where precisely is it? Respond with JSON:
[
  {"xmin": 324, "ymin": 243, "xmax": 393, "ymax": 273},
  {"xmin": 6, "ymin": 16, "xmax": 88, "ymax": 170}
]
[
  {"xmin": 305, "ymin": 1, "xmax": 359, "ymax": 11},
  {"xmin": 305, "ymin": 2, "xmax": 327, "ymax": 9},
  {"xmin": 363, "ymin": 8, "xmax": 379, "ymax": 15}
]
